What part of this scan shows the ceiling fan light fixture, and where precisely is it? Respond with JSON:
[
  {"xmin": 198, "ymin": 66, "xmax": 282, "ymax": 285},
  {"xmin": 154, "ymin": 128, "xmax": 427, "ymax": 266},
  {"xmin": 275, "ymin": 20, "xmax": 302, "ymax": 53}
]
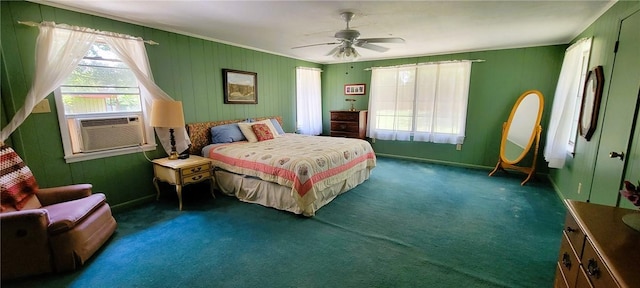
[
  {"xmin": 293, "ymin": 11, "xmax": 403, "ymax": 61},
  {"xmin": 334, "ymin": 46, "xmax": 359, "ymax": 60}
]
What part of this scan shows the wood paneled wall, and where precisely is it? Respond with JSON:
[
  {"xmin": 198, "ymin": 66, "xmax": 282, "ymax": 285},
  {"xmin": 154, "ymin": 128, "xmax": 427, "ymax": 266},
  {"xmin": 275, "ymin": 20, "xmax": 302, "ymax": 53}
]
[
  {"xmin": 4, "ymin": 0, "xmax": 632, "ymax": 210},
  {"xmin": 322, "ymin": 47, "xmax": 566, "ymax": 170},
  {"xmin": 1, "ymin": 1, "xmax": 319, "ymax": 210}
]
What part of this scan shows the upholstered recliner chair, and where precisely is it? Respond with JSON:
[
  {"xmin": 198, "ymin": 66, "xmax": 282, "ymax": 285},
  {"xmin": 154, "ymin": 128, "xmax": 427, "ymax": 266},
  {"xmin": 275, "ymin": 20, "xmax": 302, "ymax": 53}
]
[{"xmin": 0, "ymin": 145, "xmax": 117, "ymax": 280}]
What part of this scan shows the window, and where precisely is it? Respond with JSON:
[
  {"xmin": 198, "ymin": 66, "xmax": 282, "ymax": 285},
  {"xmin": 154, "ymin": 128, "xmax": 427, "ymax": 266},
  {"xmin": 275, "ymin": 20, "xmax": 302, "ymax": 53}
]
[
  {"xmin": 54, "ymin": 40, "xmax": 154, "ymax": 162},
  {"xmin": 295, "ymin": 67, "xmax": 322, "ymax": 135},
  {"xmin": 543, "ymin": 38, "xmax": 592, "ymax": 168},
  {"xmin": 367, "ymin": 62, "xmax": 472, "ymax": 144},
  {"xmin": 567, "ymin": 46, "xmax": 593, "ymax": 154}
]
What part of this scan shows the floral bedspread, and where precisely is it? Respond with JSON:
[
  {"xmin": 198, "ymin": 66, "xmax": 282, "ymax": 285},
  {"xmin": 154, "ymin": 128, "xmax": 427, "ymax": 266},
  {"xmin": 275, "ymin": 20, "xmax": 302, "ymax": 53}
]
[{"xmin": 208, "ymin": 134, "xmax": 376, "ymax": 210}]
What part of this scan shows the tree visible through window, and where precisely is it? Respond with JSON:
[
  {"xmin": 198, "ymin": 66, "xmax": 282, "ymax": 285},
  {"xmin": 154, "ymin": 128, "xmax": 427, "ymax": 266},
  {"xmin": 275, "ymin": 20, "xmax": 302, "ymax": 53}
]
[{"xmin": 60, "ymin": 42, "xmax": 141, "ymax": 115}]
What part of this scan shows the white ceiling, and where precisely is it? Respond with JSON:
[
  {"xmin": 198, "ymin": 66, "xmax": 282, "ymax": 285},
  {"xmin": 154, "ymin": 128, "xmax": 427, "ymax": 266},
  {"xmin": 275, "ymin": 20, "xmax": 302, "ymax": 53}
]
[{"xmin": 30, "ymin": 0, "xmax": 615, "ymax": 64}]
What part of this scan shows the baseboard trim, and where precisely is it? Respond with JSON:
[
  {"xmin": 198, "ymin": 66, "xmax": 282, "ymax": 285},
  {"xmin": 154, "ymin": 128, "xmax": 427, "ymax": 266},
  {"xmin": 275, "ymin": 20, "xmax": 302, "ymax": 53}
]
[
  {"xmin": 110, "ymin": 195, "xmax": 155, "ymax": 214},
  {"xmin": 545, "ymin": 174, "xmax": 567, "ymax": 203},
  {"xmin": 375, "ymin": 152, "xmax": 552, "ymax": 183},
  {"xmin": 375, "ymin": 153, "xmax": 494, "ymax": 171}
]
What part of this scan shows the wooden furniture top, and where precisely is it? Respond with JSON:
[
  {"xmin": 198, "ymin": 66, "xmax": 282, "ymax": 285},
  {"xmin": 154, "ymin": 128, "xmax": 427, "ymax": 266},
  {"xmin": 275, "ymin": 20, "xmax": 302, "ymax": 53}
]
[{"xmin": 565, "ymin": 200, "xmax": 640, "ymax": 287}]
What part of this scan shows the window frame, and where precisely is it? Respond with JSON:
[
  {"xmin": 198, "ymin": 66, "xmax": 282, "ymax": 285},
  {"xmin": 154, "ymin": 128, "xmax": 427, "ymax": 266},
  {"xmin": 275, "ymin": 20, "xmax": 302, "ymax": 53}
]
[
  {"xmin": 567, "ymin": 42, "xmax": 593, "ymax": 156},
  {"xmin": 368, "ymin": 62, "xmax": 471, "ymax": 144},
  {"xmin": 54, "ymin": 41, "xmax": 156, "ymax": 163}
]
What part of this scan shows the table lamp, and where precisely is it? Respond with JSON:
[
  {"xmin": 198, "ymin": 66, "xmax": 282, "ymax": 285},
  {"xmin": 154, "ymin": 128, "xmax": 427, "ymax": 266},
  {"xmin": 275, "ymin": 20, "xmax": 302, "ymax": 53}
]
[
  {"xmin": 345, "ymin": 98, "xmax": 357, "ymax": 111},
  {"xmin": 150, "ymin": 100, "xmax": 185, "ymax": 160}
]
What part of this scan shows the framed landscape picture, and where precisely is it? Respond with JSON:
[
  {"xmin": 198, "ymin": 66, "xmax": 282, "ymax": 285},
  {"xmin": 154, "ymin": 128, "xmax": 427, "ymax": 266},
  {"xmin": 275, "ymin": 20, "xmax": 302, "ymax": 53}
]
[
  {"xmin": 344, "ymin": 83, "xmax": 366, "ymax": 95},
  {"xmin": 223, "ymin": 69, "xmax": 258, "ymax": 104}
]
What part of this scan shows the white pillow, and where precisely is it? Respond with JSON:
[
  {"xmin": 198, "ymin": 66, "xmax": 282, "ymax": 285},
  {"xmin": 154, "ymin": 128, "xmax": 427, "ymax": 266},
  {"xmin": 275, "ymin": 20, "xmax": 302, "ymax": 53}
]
[{"xmin": 237, "ymin": 122, "xmax": 259, "ymax": 142}]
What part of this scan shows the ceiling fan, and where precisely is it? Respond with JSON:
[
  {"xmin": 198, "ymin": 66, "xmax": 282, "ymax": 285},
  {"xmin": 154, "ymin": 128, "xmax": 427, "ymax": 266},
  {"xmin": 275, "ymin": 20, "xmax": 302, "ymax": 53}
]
[{"xmin": 292, "ymin": 11, "xmax": 405, "ymax": 59}]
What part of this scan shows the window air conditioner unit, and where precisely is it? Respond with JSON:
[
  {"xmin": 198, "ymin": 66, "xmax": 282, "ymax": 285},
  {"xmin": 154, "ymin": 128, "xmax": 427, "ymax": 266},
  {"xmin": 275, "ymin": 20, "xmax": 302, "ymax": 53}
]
[{"xmin": 79, "ymin": 116, "xmax": 144, "ymax": 152}]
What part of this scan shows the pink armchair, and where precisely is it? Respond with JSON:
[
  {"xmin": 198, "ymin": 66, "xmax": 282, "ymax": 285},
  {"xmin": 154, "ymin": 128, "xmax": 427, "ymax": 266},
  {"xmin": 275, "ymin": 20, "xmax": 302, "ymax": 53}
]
[{"xmin": 1, "ymin": 146, "xmax": 117, "ymax": 280}]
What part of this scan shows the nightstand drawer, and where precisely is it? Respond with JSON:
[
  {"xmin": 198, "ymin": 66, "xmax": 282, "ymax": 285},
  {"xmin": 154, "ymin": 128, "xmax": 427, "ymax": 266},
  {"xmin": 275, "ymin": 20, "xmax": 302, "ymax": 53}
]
[
  {"xmin": 331, "ymin": 122, "xmax": 359, "ymax": 132},
  {"xmin": 182, "ymin": 171, "xmax": 211, "ymax": 185},
  {"xmin": 182, "ymin": 163, "xmax": 210, "ymax": 177},
  {"xmin": 331, "ymin": 112, "xmax": 360, "ymax": 121}
]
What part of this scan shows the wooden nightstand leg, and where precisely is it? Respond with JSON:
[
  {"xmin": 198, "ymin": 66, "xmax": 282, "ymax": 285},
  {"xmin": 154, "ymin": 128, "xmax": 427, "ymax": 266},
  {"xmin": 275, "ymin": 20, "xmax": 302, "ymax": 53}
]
[
  {"xmin": 153, "ymin": 177, "xmax": 161, "ymax": 201},
  {"xmin": 176, "ymin": 184, "xmax": 183, "ymax": 210}
]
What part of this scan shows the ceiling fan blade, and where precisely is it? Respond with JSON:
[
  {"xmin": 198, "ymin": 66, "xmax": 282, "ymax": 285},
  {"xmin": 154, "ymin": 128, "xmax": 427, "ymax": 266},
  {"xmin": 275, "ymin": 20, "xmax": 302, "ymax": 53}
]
[
  {"xmin": 358, "ymin": 37, "xmax": 405, "ymax": 44},
  {"xmin": 291, "ymin": 42, "xmax": 340, "ymax": 49},
  {"xmin": 325, "ymin": 45, "xmax": 342, "ymax": 56},
  {"xmin": 354, "ymin": 42, "xmax": 389, "ymax": 53}
]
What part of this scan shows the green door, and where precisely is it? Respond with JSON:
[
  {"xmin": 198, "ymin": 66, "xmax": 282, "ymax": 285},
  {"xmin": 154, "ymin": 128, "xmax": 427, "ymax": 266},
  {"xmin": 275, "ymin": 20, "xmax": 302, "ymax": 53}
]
[{"xmin": 590, "ymin": 10, "xmax": 640, "ymax": 207}]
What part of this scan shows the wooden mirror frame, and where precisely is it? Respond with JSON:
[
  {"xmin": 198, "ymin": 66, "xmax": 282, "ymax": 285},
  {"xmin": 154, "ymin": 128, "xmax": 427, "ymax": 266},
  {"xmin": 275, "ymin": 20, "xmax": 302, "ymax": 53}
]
[
  {"xmin": 500, "ymin": 91, "xmax": 544, "ymax": 164},
  {"xmin": 489, "ymin": 90, "xmax": 544, "ymax": 186},
  {"xmin": 578, "ymin": 66, "xmax": 604, "ymax": 141}
]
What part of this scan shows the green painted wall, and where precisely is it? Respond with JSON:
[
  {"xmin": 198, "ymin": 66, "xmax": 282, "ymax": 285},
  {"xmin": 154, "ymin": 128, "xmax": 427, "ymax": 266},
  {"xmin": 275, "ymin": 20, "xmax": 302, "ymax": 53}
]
[
  {"xmin": 548, "ymin": 1, "xmax": 640, "ymax": 207},
  {"xmin": 322, "ymin": 47, "xmax": 566, "ymax": 170},
  {"xmin": 1, "ymin": 1, "xmax": 319, "ymax": 210},
  {"xmin": 3, "ymin": 0, "xmax": 636, "ymax": 210}
]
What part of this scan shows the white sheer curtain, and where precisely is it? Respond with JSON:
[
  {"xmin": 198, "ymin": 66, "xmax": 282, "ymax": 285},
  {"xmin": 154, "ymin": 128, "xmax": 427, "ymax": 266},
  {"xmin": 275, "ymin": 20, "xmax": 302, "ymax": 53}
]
[
  {"xmin": 367, "ymin": 62, "xmax": 471, "ymax": 144},
  {"xmin": 368, "ymin": 66, "xmax": 413, "ymax": 141},
  {"xmin": 414, "ymin": 62, "xmax": 471, "ymax": 144},
  {"xmin": 544, "ymin": 38, "xmax": 592, "ymax": 168},
  {"xmin": 296, "ymin": 67, "xmax": 322, "ymax": 135},
  {"xmin": 0, "ymin": 23, "xmax": 96, "ymax": 141},
  {"xmin": 0, "ymin": 22, "xmax": 189, "ymax": 154},
  {"xmin": 103, "ymin": 35, "xmax": 190, "ymax": 154}
]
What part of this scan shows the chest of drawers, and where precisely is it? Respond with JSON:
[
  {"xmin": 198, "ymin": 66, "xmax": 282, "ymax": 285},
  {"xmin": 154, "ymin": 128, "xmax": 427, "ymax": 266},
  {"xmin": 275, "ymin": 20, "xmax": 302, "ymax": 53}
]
[
  {"xmin": 330, "ymin": 110, "xmax": 367, "ymax": 139},
  {"xmin": 554, "ymin": 200, "xmax": 640, "ymax": 288}
]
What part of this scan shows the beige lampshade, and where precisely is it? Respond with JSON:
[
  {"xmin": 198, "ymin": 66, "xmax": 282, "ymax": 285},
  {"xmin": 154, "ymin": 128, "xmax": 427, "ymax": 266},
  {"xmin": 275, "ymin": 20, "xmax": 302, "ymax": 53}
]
[{"xmin": 150, "ymin": 100, "xmax": 185, "ymax": 128}]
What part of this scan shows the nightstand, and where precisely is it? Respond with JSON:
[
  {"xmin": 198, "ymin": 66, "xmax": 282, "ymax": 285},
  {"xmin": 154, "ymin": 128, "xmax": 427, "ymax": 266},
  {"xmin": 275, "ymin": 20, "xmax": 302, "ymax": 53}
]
[{"xmin": 152, "ymin": 155, "xmax": 215, "ymax": 210}]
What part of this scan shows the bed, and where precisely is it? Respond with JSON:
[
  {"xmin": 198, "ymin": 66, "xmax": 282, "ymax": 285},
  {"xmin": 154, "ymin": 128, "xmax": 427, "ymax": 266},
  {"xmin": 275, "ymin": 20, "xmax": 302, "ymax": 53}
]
[{"xmin": 186, "ymin": 116, "xmax": 376, "ymax": 216}]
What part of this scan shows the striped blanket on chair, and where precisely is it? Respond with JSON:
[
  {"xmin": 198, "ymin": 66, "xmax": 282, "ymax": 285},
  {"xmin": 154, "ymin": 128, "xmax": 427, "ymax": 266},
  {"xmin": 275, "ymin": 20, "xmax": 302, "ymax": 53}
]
[{"xmin": 0, "ymin": 145, "xmax": 39, "ymax": 212}]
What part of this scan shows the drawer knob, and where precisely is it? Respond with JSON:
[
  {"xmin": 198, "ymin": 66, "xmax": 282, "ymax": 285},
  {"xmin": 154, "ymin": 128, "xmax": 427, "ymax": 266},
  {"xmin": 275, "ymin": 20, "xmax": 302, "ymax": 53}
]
[
  {"xmin": 587, "ymin": 258, "xmax": 600, "ymax": 278},
  {"xmin": 191, "ymin": 167, "xmax": 202, "ymax": 173},
  {"xmin": 565, "ymin": 226, "xmax": 576, "ymax": 233},
  {"xmin": 561, "ymin": 252, "xmax": 572, "ymax": 269}
]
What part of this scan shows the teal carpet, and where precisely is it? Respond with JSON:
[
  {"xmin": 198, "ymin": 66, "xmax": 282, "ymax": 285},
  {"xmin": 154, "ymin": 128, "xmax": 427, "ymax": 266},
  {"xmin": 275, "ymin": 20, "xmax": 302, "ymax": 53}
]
[{"xmin": 5, "ymin": 157, "xmax": 566, "ymax": 287}]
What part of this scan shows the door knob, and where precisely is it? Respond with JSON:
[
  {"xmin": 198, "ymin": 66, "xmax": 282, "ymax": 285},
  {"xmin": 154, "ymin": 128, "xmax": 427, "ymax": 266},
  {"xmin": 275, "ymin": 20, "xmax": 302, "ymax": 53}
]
[{"xmin": 609, "ymin": 151, "xmax": 624, "ymax": 161}]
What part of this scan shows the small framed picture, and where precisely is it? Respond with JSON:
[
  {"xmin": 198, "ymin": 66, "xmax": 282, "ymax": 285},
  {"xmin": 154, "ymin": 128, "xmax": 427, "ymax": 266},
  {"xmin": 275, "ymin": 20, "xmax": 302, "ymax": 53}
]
[
  {"xmin": 223, "ymin": 69, "xmax": 258, "ymax": 104},
  {"xmin": 344, "ymin": 83, "xmax": 366, "ymax": 95}
]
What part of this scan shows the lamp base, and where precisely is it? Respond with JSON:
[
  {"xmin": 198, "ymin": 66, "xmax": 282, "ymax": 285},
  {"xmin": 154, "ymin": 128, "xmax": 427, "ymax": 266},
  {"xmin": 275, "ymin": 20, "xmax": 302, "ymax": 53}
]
[
  {"xmin": 168, "ymin": 128, "xmax": 179, "ymax": 160},
  {"xmin": 622, "ymin": 213, "xmax": 640, "ymax": 232}
]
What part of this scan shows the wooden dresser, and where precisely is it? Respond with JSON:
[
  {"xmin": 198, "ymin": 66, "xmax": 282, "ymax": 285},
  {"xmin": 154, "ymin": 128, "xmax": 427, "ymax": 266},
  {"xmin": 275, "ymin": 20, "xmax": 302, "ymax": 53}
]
[
  {"xmin": 554, "ymin": 200, "xmax": 640, "ymax": 288},
  {"xmin": 330, "ymin": 110, "xmax": 367, "ymax": 139}
]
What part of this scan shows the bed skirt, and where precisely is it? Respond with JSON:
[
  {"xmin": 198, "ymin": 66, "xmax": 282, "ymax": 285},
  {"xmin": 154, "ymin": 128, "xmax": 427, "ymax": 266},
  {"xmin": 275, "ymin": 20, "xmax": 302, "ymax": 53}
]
[{"xmin": 214, "ymin": 167, "xmax": 372, "ymax": 216}]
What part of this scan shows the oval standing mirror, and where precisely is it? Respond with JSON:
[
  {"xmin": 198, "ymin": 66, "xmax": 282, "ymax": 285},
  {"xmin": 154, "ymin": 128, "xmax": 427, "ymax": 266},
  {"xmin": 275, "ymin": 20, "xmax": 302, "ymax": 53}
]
[{"xmin": 489, "ymin": 90, "xmax": 544, "ymax": 185}]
